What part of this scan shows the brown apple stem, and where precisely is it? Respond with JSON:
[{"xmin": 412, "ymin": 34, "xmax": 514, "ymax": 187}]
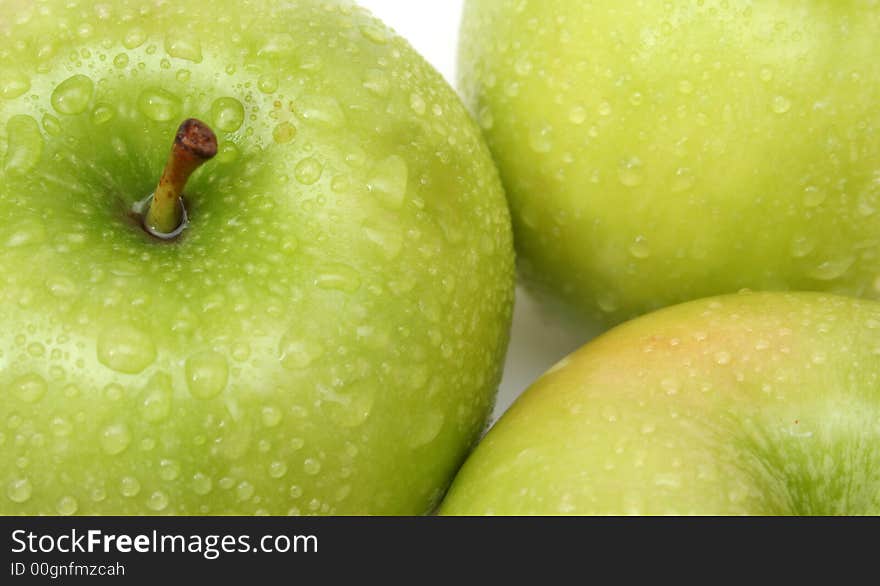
[{"xmin": 144, "ymin": 118, "xmax": 217, "ymax": 235}]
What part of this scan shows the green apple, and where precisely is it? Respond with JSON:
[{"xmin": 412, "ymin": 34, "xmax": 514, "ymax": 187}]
[
  {"xmin": 440, "ymin": 292, "xmax": 880, "ymax": 515},
  {"xmin": 459, "ymin": 0, "xmax": 880, "ymax": 328},
  {"xmin": 0, "ymin": 0, "xmax": 514, "ymax": 515}
]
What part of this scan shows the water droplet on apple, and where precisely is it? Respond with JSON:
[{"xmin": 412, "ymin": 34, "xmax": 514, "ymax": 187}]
[
  {"xmin": 185, "ymin": 351, "xmax": 229, "ymax": 399},
  {"xmin": 298, "ymin": 95, "xmax": 345, "ymax": 127},
  {"xmin": 211, "ymin": 97, "xmax": 244, "ymax": 132},
  {"xmin": 772, "ymin": 95, "xmax": 791, "ymax": 114},
  {"xmin": 91, "ymin": 103, "xmax": 115, "ymax": 125},
  {"xmin": 6, "ymin": 478, "xmax": 32, "ymax": 503},
  {"xmin": 261, "ymin": 406, "xmax": 282, "ymax": 428},
  {"xmin": 123, "ymin": 27, "xmax": 146, "ymax": 49},
  {"xmin": 363, "ymin": 68, "xmax": 390, "ymax": 96},
  {"xmin": 146, "ymin": 490, "xmax": 169, "ymax": 511},
  {"xmin": 303, "ymin": 458, "xmax": 321, "ymax": 475},
  {"xmin": 236, "ymin": 482, "xmax": 255, "ymax": 501},
  {"xmin": 0, "ymin": 72, "xmax": 30, "ymax": 100},
  {"xmin": 10, "ymin": 372, "xmax": 47, "ymax": 405},
  {"xmin": 568, "ymin": 105, "xmax": 586, "ymax": 125},
  {"xmin": 159, "ymin": 459, "xmax": 181, "ymax": 481},
  {"xmin": 671, "ymin": 167, "xmax": 695, "ymax": 192},
  {"xmin": 790, "ymin": 235, "xmax": 814, "ymax": 258},
  {"xmin": 359, "ymin": 23, "xmax": 389, "ymax": 44},
  {"xmin": 51, "ymin": 74, "xmax": 94, "ymax": 115},
  {"xmin": 41, "ymin": 114, "xmax": 62, "ymax": 136},
  {"xmin": 258, "ymin": 74, "xmax": 278, "ymax": 94},
  {"xmin": 113, "ymin": 53, "xmax": 129, "ymax": 68},
  {"xmin": 97, "ymin": 325, "xmax": 157, "ymax": 374},
  {"xmin": 141, "ymin": 376, "xmax": 172, "ymax": 422},
  {"xmin": 50, "ymin": 416, "xmax": 72, "ymax": 436},
  {"xmin": 803, "ymin": 186, "xmax": 827, "ymax": 207},
  {"xmin": 410, "ymin": 93, "xmax": 427, "ymax": 115},
  {"xmin": 4, "ymin": 115, "xmax": 44, "ymax": 175},
  {"xmin": 618, "ymin": 157, "xmax": 644, "ymax": 187},
  {"xmin": 269, "ymin": 461, "xmax": 288, "ymax": 478},
  {"xmin": 192, "ymin": 473, "xmax": 213, "ymax": 495},
  {"xmin": 760, "ymin": 67, "xmax": 774, "ymax": 82},
  {"xmin": 315, "ymin": 264, "xmax": 361, "ymax": 293},
  {"xmin": 529, "ymin": 125, "xmax": 553, "ymax": 153},
  {"xmin": 808, "ymin": 256, "xmax": 855, "ymax": 281},
  {"xmin": 100, "ymin": 423, "xmax": 131, "ymax": 455},
  {"xmin": 164, "ymin": 32, "xmax": 203, "ymax": 62},
  {"xmin": 409, "ymin": 411, "xmax": 445, "ymax": 448},
  {"xmin": 278, "ymin": 334, "xmax": 324, "ymax": 370},
  {"xmin": 119, "ymin": 476, "xmax": 141, "ymax": 498},
  {"xmin": 294, "ymin": 157, "xmax": 323, "ymax": 185},
  {"xmin": 598, "ymin": 101, "xmax": 613, "ymax": 116},
  {"xmin": 362, "ymin": 218, "xmax": 403, "ymax": 260},
  {"xmin": 272, "ymin": 121, "xmax": 297, "ymax": 143},
  {"xmin": 629, "ymin": 236, "xmax": 651, "ymax": 259},
  {"xmin": 289, "ymin": 485, "xmax": 303, "ymax": 499},
  {"xmin": 137, "ymin": 87, "xmax": 181, "ymax": 122},
  {"xmin": 56, "ymin": 495, "xmax": 78, "ymax": 515},
  {"xmin": 367, "ymin": 155, "xmax": 408, "ymax": 209},
  {"xmin": 217, "ymin": 142, "xmax": 240, "ymax": 163}
]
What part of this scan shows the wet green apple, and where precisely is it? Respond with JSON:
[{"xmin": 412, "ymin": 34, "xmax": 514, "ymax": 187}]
[
  {"xmin": 441, "ymin": 292, "xmax": 880, "ymax": 515},
  {"xmin": 0, "ymin": 0, "xmax": 514, "ymax": 514},
  {"xmin": 459, "ymin": 0, "xmax": 880, "ymax": 328}
]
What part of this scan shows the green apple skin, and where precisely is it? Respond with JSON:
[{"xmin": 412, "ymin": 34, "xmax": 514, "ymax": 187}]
[
  {"xmin": 441, "ymin": 292, "xmax": 880, "ymax": 515},
  {"xmin": 0, "ymin": 0, "xmax": 514, "ymax": 515},
  {"xmin": 459, "ymin": 0, "xmax": 880, "ymax": 328}
]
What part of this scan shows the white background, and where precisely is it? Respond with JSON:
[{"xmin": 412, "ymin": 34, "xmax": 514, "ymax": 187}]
[{"xmin": 359, "ymin": 1, "xmax": 588, "ymax": 421}]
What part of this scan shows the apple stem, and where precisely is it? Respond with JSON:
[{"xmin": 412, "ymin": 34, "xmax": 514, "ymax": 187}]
[{"xmin": 143, "ymin": 118, "xmax": 218, "ymax": 237}]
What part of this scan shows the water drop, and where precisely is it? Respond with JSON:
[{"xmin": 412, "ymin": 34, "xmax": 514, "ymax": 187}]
[
  {"xmin": 12, "ymin": 373, "xmax": 48, "ymax": 403},
  {"xmin": 618, "ymin": 157, "xmax": 644, "ymax": 187},
  {"xmin": 192, "ymin": 473, "xmax": 212, "ymax": 495},
  {"xmin": 362, "ymin": 218, "xmax": 403, "ymax": 260},
  {"xmin": 272, "ymin": 121, "xmax": 297, "ymax": 143},
  {"xmin": 97, "ymin": 325, "xmax": 156, "ymax": 374},
  {"xmin": 159, "ymin": 459, "xmax": 180, "ymax": 481},
  {"xmin": 164, "ymin": 32, "xmax": 203, "ymax": 62},
  {"xmin": 185, "ymin": 351, "xmax": 229, "ymax": 399},
  {"xmin": 269, "ymin": 461, "xmax": 288, "ymax": 479},
  {"xmin": 808, "ymin": 257, "xmax": 855, "ymax": 281},
  {"xmin": 56, "ymin": 496, "xmax": 78, "ymax": 515},
  {"xmin": 629, "ymin": 236, "xmax": 651, "ymax": 259},
  {"xmin": 258, "ymin": 74, "xmax": 278, "ymax": 94},
  {"xmin": 303, "ymin": 458, "xmax": 321, "ymax": 475},
  {"xmin": 1, "ymin": 72, "xmax": 30, "ymax": 100},
  {"xmin": 146, "ymin": 490, "xmax": 169, "ymax": 511},
  {"xmin": 51, "ymin": 75, "xmax": 93, "ymax": 115},
  {"xmin": 315, "ymin": 264, "xmax": 361, "ymax": 293},
  {"xmin": 359, "ymin": 23, "xmax": 389, "ymax": 44},
  {"xmin": 367, "ymin": 155, "xmax": 408, "ymax": 209},
  {"xmin": 6, "ymin": 478, "xmax": 32, "ymax": 503},
  {"xmin": 41, "ymin": 114, "xmax": 62, "ymax": 136},
  {"xmin": 803, "ymin": 186, "xmax": 826, "ymax": 207},
  {"xmin": 294, "ymin": 157, "xmax": 323, "ymax": 185},
  {"xmin": 529, "ymin": 125, "xmax": 553, "ymax": 153},
  {"xmin": 100, "ymin": 423, "xmax": 132, "ymax": 455},
  {"xmin": 598, "ymin": 101, "xmax": 613, "ymax": 116},
  {"xmin": 141, "ymin": 375, "xmax": 172, "ymax": 422},
  {"xmin": 410, "ymin": 93, "xmax": 426, "ymax": 115},
  {"xmin": 568, "ymin": 105, "xmax": 586, "ymax": 125},
  {"xmin": 4, "ymin": 115, "xmax": 44, "ymax": 175},
  {"xmin": 211, "ymin": 97, "xmax": 245, "ymax": 132},
  {"xmin": 123, "ymin": 28, "xmax": 146, "ymax": 49},
  {"xmin": 772, "ymin": 96, "xmax": 791, "ymax": 114},
  {"xmin": 671, "ymin": 167, "xmax": 695, "ymax": 192},
  {"xmin": 137, "ymin": 87, "xmax": 181, "ymax": 122},
  {"xmin": 363, "ymin": 68, "xmax": 389, "ymax": 96},
  {"xmin": 278, "ymin": 334, "xmax": 324, "ymax": 370},
  {"xmin": 113, "ymin": 53, "xmax": 129, "ymax": 68},
  {"xmin": 790, "ymin": 235, "xmax": 814, "ymax": 258},
  {"xmin": 261, "ymin": 406, "xmax": 282, "ymax": 427},
  {"xmin": 91, "ymin": 103, "xmax": 115, "ymax": 125},
  {"xmin": 236, "ymin": 482, "xmax": 255, "ymax": 501}
]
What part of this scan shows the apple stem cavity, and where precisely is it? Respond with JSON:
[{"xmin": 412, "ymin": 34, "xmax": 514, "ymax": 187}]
[{"xmin": 142, "ymin": 118, "xmax": 218, "ymax": 239}]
